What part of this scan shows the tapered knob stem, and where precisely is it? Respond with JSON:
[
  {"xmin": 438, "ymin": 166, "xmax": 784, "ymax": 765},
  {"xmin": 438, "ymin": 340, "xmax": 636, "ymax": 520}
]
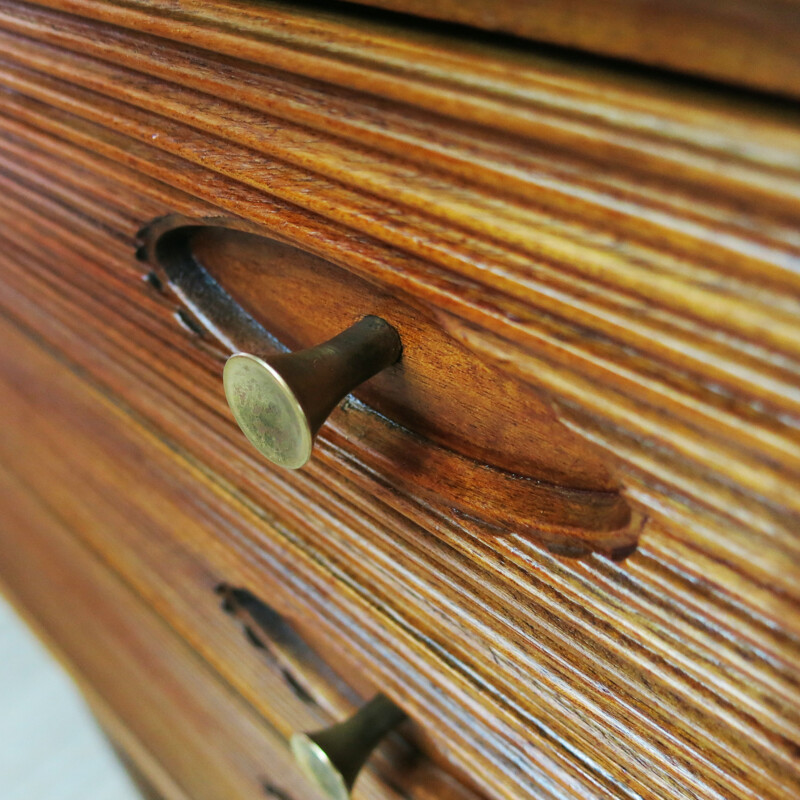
[
  {"xmin": 291, "ymin": 694, "xmax": 406, "ymax": 800},
  {"xmin": 223, "ymin": 316, "xmax": 401, "ymax": 469}
]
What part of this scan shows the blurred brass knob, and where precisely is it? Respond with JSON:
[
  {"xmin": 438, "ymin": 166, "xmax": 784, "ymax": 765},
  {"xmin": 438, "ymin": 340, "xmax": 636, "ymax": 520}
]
[
  {"xmin": 291, "ymin": 694, "xmax": 406, "ymax": 800},
  {"xmin": 223, "ymin": 316, "xmax": 401, "ymax": 469}
]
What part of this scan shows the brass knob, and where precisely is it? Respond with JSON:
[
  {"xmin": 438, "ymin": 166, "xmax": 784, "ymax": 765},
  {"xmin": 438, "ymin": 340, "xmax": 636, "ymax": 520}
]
[
  {"xmin": 223, "ymin": 316, "xmax": 401, "ymax": 469},
  {"xmin": 291, "ymin": 694, "xmax": 406, "ymax": 800}
]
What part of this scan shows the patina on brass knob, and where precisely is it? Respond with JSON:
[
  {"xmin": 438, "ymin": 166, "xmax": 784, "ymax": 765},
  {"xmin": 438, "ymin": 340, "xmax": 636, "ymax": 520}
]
[
  {"xmin": 291, "ymin": 694, "xmax": 406, "ymax": 800},
  {"xmin": 223, "ymin": 316, "xmax": 401, "ymax": 469}
]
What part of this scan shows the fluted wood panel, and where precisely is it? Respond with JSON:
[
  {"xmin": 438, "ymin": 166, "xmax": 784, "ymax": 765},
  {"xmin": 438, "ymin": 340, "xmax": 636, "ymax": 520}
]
[
  {"xmin": 0, "ymin": 312, "xmax": 479, "ymax": 800},
  {"xmin": 342, "ymin": 0, "xmax": 800, "ymax": 99},
  {"xmin": 0, "ymin": 467, "xmax": 336, "ymax": 800},
  {"xmin": 0, "ymin": 2, "xmax": 798, "ymax": 799}
]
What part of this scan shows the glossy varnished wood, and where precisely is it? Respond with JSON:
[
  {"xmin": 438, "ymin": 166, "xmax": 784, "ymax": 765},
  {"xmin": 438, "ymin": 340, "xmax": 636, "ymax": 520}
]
[
  {"xmin": 0, "ymin": 2, "xmax": 798, "ymax": 799},
  {"xmin": 0, "ymin": 0, "xmax": 796, "ymax": 582},
  {"xmin": 343, "ymin": 0, "xmax": 800, "ymax": 99},
  {"xmin": 176, "ymin": 223, "xmax": 617, "ymax": 491},
  {"xmin": 0, "ymin": 468, "xmax": 328, "ymax": 800},
  {"xmin": 0, "ymin": 125, "xmax": 797, "ymax": 798},
  {"xmin": 0, "ymin": 313, "xmax": 480, "ymax": 800},
  {"xmin": 140, "ymin": 217, "xmax": 634, "ymax": 553}
]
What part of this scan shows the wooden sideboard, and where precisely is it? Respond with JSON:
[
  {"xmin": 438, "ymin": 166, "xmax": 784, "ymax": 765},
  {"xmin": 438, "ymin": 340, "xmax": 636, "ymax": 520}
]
[{"xmin": 1, "ymin": 2, "xmax": 799, "ymax": 798}]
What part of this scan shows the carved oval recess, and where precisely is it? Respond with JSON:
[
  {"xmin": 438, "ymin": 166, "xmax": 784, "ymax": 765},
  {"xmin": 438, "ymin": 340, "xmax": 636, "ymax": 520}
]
[{"xmin": 138, "ymin": 215, "xmax": 638, "ymax": 556}]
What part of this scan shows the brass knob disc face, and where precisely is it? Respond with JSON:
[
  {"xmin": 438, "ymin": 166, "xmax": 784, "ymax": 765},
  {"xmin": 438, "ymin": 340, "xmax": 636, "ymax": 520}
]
[
  {"xmin": 290, "ymin": 733, "xmax": 350, "ymax": 800},
  {"xmin": 223, "ymin": 353, "xmax": 313, "ymax": 470}
]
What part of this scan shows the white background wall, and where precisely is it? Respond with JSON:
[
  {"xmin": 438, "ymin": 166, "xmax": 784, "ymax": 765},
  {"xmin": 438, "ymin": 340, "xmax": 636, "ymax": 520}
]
[{"xmin": 0, "ymin": 597, "xmax": 142, "ymax": 800}]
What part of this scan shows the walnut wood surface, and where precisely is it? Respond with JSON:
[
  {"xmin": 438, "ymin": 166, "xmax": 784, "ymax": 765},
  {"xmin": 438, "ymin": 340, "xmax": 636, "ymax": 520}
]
[
  {"xmin": 139, "ymin": 216, "xmax": 634, "ymax": 551},
  {"xmin": 181, "ymin": 222, "xmax": 617, "ymax": 491},
  {"xmin": 0, "ymin": 0, "xmax": 797, "ymax": 579},
  {"xmin": 0, "ymin": 1, "xmax": 798, "ymax": 799},
  {"xmin": 0, "ymin": 468, "xmax": 330, "ymax": 800},
  {"xmin": 340, "ymin": 0, "xmax": 800, "ymax": 99},
  {"xmin": 0, "ymin": 316, "xmax": 479, "ymax": 800},
  {"xmin": 0, "ymin": 128, "xmax": 797, "ymax": 798}
]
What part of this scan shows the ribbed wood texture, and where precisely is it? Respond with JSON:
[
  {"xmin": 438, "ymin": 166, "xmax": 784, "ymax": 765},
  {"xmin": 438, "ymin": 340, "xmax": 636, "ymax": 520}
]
[
  {"xmin": 0, "ymin": 314, "xmax": 479, "ymax": 800},
  {"xmin": 0, "ymin": 466, "xmax": 337, "ymax": 800},
  {"xmin": 0, "ymin": 1, "xmax": 798, "ymax": 799},
  {"xmin": 342, "ymin": 0, "xmax": 800, "ymax": 100}
]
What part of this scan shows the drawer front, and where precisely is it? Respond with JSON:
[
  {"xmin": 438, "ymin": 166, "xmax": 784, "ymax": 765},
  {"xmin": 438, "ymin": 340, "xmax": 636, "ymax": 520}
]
[
  {"xmin": 0, "ymin": 2, "xmax": 799, "ymax": 799},
  {"xmin": 0, "ymin": 465, "xmax": 325, "ymax": 800},
  {"xmin": 341, "ymin": 0, "xmax": 800, "ymax": 99},
  {"xmin": 0, "ymin": 0, "xmax": 796, "ymax": 570},
  {"xmin": 0, "ymin": 310, "xmax": 478, "ymax": 800}
]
